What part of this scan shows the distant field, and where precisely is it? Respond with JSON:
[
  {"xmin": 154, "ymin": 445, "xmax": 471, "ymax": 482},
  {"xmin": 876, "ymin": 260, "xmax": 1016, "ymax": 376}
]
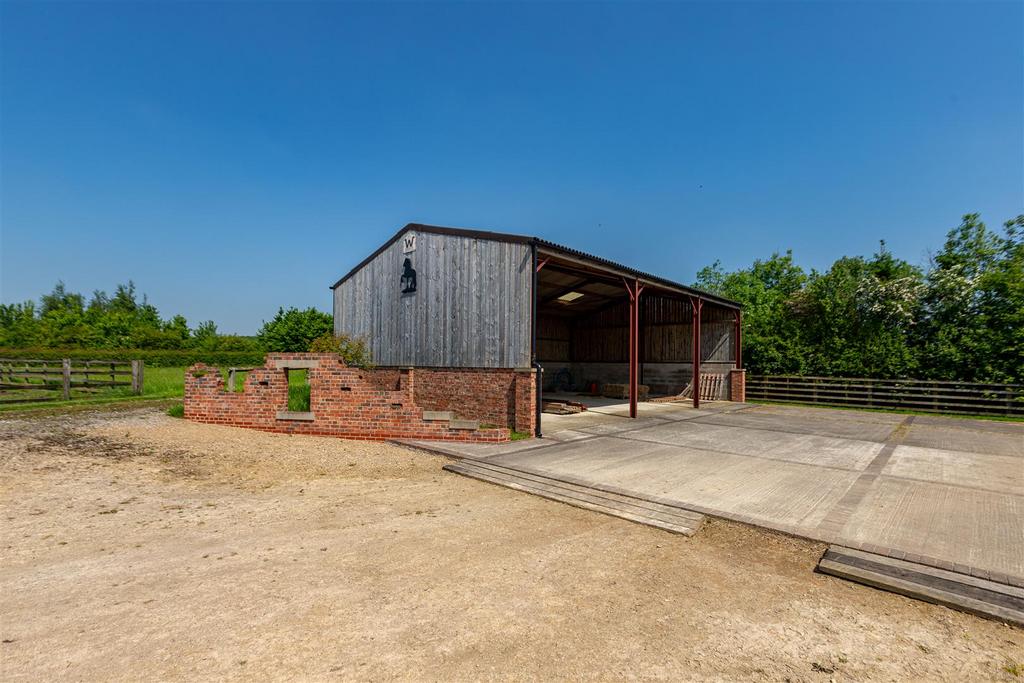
[
  {"xmin": 140, "ymin": 366, "xmax": 188, "ymax": 397},
  {"xmin": 0, "ymin": 366, "xmax": 308, "ymax": 413}
]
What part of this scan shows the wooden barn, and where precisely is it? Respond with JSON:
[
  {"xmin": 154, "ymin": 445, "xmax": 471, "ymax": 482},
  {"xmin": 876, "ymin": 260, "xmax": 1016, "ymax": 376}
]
[{"xmin": 331, "ymin": 223, "xmax": 744, "ymax": 436}]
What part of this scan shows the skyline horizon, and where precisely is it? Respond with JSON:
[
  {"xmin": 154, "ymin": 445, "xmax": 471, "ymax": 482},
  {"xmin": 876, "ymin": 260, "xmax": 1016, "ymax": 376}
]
[{"xmin": 5, "ymin": 209, "xmax": 1016, "ymax": 336}]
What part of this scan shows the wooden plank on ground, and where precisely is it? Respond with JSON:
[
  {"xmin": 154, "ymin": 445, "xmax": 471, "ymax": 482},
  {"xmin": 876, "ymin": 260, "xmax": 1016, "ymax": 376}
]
[
  {"xmin": 817, "ymin": 545, "xmax": 1024, "ymax": 626},
  {"xmin": 443, "ymin": 460, "xmax": 705, "ymax": 536}
]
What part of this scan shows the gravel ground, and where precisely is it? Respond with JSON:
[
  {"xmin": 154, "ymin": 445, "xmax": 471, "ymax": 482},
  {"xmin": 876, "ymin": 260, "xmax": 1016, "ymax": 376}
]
[{"xmin": 1, "ymin": 407, "xmax": 1021, "ymax": 681}]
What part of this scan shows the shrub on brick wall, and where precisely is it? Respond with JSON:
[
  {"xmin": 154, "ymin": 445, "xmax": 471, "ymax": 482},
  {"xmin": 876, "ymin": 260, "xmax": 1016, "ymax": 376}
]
[
  {"xmin": 0, "ymin": 347, "xmax": 266, "ymax": 367},
  {"xmin": 307, "ymin": 333, "xmax": 373, "ymax": 368}
]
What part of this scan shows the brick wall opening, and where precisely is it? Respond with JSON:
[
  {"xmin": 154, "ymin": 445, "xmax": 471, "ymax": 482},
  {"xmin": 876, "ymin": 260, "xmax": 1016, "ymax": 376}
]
[{"xmin": 184, "ymin": 353, "xmax": 515, "ymax": 442}]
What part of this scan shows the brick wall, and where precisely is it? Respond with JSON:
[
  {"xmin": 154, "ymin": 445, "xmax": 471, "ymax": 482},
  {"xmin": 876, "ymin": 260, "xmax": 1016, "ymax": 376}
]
[
  {"xmin": 513, "ymin": 369, "xmax": 536, "ymax": 435},
  {"xmin": 184, "ymin": 353, "xmax": 511, "ymax": 442},
  {"xmin": 730, "ymin": 368, "xmax": 746, "ymax": 402},
  {"xmin": 406, "ymin": 367, "xmax": 536, "ymax": 434}
]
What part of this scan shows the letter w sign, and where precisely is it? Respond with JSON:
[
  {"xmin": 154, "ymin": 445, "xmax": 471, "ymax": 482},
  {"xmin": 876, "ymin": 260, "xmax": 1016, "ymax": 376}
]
[{"xmin": 402, "ymin": 233, "xmax": 417, "ymax": 254}]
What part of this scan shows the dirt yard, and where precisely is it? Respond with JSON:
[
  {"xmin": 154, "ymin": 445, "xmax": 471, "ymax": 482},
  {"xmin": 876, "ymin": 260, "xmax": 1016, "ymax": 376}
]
[{"xmin": 1, "ymin": 407, "xmax": 1021, "ymax": 681}]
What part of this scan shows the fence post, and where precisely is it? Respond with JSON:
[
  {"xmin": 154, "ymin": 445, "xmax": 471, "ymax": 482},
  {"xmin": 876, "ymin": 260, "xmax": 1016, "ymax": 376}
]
[
  {"xmin": 62, "ymin": 359, "xmax": 71, "ymax": 400},
  {"xmin": 131, "ymin": 360, "xmax": 141, "ymax": 395}
]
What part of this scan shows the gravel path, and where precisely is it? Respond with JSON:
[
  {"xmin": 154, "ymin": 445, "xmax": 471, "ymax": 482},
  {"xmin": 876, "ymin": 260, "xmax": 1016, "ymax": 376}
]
[{"xmin": 1, "ymin": 408, "xmax": 1021, "ymax": 681}]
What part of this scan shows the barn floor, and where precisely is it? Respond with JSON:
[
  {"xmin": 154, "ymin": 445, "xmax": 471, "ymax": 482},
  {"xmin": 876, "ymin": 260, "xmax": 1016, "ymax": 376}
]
[
  {"xmin": 418, "ymin": 402, "xmax": 1024, "ymax": 586},
  {"xmin": 539, "ymin": 391, "xmax": 701, "ymax": 431}
]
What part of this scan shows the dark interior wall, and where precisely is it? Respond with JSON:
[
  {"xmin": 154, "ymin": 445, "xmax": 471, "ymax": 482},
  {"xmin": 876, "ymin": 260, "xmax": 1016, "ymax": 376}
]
[
  {"xmin": 537, "ymin": 305, "xmax": 629, "ymax": 391},
  {"xmin": 537, "ymin": 293, "xmax": 736, "ymax": 395},
  {"xmin": 537, "ymin": 314, "xmax": 571, "ymax": 363},
  {"xmin": 572, "ymin": 301, "xmax": 629, "ymax": 361}
]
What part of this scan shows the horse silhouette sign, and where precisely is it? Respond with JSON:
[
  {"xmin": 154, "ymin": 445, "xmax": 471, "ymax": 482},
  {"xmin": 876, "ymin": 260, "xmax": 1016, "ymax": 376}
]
[{"xmin": 401, "ymin": 257, "xmax": 417, "ymax": 294}]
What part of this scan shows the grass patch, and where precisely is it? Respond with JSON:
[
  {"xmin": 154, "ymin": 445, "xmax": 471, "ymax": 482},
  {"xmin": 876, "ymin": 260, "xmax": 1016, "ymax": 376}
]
[
  {"xmin": 0, "ymin": 365, "xmax": 316, "ymax": 415},
  {"xmin": 226, "ymin": 370, "xmax": 247, "ymax": 392},
  {"xmin": 288, "ymin": 384, "xmax": 310, "ymax": 412},
  {"xmin": 287, "ymin": 369, "xmax": 310, "ymax": 411},
  {"xmin": 0, "ymin": 366, "xmax": 185, "ymax": 413},
  {"xmin": 166, "ymin": 402, "xmax": 184, "ymax": 418},
  {"xmin": 510, "ymin": 430, "xmax": 533, "ymax": 440},
  {"xmin": 141, "ymin": 366, "xmax": 187, "ymax": 396}
]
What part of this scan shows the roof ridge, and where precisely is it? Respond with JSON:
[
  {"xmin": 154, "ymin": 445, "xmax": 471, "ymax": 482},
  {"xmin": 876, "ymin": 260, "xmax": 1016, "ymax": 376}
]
[{"xmin": 329, "ymin": 222, "xmax": 741, "ymax": 309}]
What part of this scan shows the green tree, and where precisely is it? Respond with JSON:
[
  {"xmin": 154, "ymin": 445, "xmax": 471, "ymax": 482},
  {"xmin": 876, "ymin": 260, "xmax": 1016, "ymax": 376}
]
[
  {"xmin": 0, "ymin": 280, "xmax": 262, "ymax": 353},
  {"xmin": 0, "ymin": 302, "xmax": 42, "ymax": 347},
  {"xmin": 796, "ymin": 244, "xmax": 923, "ymax": 378},
  {"xmin": 256, "ymin": 307, "xmax": 333, "ymax": 352},
  {"xmin": 38, "ymin": 282, "xmax": 93, "ymax": 347},
  {"xmin": 191, "ymin": 320, "xmax": 220, "ymax": 350},
  {"xmin": 696, "ymin": 251, "xmax": 809, "ymax": 375},
  {"xmin": 163, "ymin": 315, "xmax": 191, "ymax": 346},
  {"xmin": 919, "ymin": 214, "xmax": 1024, "ymax": 382}
]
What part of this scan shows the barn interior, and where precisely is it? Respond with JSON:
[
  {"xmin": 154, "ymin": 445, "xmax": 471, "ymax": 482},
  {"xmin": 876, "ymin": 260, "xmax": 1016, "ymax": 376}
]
[{"xmin": 534, "ymin": 255, "xmax": 739, "ymax": 407}]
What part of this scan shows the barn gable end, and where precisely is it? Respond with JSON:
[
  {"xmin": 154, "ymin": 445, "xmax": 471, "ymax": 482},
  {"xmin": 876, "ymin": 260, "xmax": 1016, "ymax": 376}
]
[{"xmin": 333, "ymin": 226, "xmax": 533, "ymax": 368}]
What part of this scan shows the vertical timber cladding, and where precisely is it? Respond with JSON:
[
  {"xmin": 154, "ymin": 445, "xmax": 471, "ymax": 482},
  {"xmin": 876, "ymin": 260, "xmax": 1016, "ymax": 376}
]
[
  {"xmin": 641, "ymin": 297, "xmax": 736, "ymax": 394},
  {"xmin": 549, "ymin": 296, "xmax": 735, "ymax": 364},
  {"xmin": 333, "ymin": 229, "xmax": 533, "ymax": 368}
]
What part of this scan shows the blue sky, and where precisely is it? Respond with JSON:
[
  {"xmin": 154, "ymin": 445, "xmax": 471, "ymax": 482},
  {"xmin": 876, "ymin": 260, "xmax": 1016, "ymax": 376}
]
[{"xmin": 2, "ymin": 1, "xmax": 1021, "ymax": 334}]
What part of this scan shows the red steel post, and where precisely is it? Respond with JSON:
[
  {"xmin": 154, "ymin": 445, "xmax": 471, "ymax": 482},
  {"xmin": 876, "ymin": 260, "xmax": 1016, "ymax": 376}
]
[
  {"xmin": 691, "ymin": 296, "xmax": 703, "ymax": 409},
  {"xmin": 627, "ymin": 279, "xmax": 637, "ymax": 419},
  {"xmin": 623, "ymin": 278, "xmax": 644, "ymax": 418}
]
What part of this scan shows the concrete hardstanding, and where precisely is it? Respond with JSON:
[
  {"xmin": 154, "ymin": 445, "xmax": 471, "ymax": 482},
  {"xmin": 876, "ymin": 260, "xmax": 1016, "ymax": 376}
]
[{"xmin": 419, "ymin": 402, "xmax": 1024, "ymax": 586}]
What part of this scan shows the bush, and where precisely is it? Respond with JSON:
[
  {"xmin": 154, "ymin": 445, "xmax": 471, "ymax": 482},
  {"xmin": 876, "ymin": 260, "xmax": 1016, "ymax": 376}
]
[
  {"xmin": 308, "ymin": 333, "xmax": 373, "ymax": 368},
  {"xmin": 257, "ymin": 307, "xmax": 333, "ymax": 352},
  {"xmin": 0, "ymin": 281, "xmax": 264, "ymax": 352},
  {"xmin": 0, "ymin": 347, "xmax": 267, "ymax": 368}
]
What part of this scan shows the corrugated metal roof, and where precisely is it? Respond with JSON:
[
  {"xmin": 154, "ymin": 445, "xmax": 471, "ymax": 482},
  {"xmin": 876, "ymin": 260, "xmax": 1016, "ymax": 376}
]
[{"xmin": 330, "ymin": 222, "xmax": 741, "ymax": 309}]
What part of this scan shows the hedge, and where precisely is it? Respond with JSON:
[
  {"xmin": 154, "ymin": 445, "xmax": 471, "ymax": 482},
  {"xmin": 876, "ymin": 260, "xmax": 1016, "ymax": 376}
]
[{"xmin": 0, "ymin": 348, "xmax": 268, "ymax": 368}]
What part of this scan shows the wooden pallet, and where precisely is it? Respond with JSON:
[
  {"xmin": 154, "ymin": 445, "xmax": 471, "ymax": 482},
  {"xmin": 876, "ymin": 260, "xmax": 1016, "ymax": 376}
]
[{"xmin": 673, "ymin": 373, "xmax": 727, "ymax": 402}]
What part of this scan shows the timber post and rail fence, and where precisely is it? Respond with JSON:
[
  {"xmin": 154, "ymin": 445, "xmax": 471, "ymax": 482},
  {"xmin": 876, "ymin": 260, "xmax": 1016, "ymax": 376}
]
[
  {"xmin": 746, "ymin": 375, "xmax": 1023, "ymax": 418},
  {"xmin": 0, "ymin": 358, "xmax": 144, "ymax": 405}
]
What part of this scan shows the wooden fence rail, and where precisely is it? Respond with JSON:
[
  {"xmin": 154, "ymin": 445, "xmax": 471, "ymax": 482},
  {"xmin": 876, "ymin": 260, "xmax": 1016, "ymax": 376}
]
[
  {"xmin": 0, "ymin": 358, "xmax": 144, "ymax": 404},
  {"xmin": 746, "ymin": 375, "xmax": 1024, "ymax": 417}
]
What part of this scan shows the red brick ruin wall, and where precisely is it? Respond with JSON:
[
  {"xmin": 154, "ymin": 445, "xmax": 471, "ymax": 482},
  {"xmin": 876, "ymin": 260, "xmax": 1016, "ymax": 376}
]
[
  {"xmin": 406, "ymin": 367, "xmax": 536, "ymax": 435},
  {"xmin": 730, "ymin": 369, "xmax": 746, "ymax": 403},
  {"xmin": 184, "ymin": 353, "xmax": 515, "ymax": 442}
]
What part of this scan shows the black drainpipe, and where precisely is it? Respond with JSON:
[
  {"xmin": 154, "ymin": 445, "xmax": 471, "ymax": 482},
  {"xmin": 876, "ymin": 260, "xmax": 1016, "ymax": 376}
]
[{"xmin": 531, "ymin": 242, "xmax": 543, "ymax": 438}]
